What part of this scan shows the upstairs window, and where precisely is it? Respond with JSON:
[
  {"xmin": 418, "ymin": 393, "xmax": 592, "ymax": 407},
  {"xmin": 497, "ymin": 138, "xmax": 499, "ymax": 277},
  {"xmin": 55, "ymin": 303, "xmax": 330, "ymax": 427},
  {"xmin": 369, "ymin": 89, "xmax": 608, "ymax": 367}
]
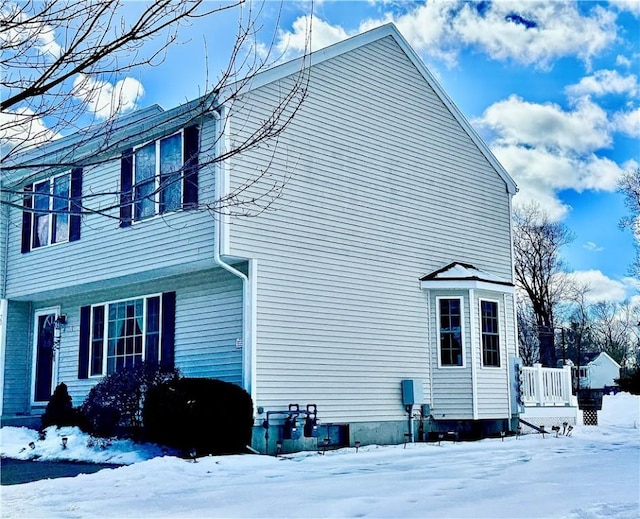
[
  {"xmin": 438, "ymin": 297, "xmax": 464, "ymax": 367},
  {"xmin": 480, "ymin": 300, "xmax": 500, "ymax": 367},
  {"xmin": 134, "ymin": 133, "xmax": 183, "ymax": 221},
  {"xmin": 21, "ymin": 169, "xmax": 83, "ymax": 253},
  {"xmin": 119, "ymin": 125, "xmax": 199, "ymax": 227}
]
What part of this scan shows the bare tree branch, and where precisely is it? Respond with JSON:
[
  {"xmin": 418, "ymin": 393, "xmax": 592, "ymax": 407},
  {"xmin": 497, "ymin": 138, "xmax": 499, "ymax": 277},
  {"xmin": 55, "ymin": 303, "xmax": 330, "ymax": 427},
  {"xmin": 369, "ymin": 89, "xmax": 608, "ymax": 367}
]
[
  {"xmin": 513, "ymin": 202, "xmax": 575, "ymax": 366},
  {"xmin": 1, "ymin": 0, "xmax": 314, "ymax": 223}
]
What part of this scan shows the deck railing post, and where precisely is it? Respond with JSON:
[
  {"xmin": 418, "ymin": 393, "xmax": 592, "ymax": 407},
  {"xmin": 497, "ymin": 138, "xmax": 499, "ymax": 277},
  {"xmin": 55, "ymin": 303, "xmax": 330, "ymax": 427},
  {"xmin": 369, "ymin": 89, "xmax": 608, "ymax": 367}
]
[
  {"xmin": 533, "ymin": 363, "xmax": 545, "ymax": 406},
  {"xmin": 562, "ymin": 365, "xmax": 573, "ymax": 405}
]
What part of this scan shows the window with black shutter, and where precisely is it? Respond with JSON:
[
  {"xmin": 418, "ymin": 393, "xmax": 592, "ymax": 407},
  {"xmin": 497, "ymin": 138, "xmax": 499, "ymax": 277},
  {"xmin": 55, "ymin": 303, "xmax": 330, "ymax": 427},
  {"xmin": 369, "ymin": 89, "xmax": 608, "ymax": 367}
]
[
  {"xmin": 78, "ymin": 292, "xmax": 176, "ymax": 378},
  {"xmin": 21, "ymin": 169, "xmax": 82, "ymax": 252},
  {"xmin": 120, "ymin": 125, "xmax": 199, "ymax": 225}
]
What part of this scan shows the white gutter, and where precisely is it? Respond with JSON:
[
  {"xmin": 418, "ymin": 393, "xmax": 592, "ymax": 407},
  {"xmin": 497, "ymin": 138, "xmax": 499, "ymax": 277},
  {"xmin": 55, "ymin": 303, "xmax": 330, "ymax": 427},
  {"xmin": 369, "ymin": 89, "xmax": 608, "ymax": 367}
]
[{"xmin": 211, "ymin": 106, "xmax": 255, "ymax": 404}]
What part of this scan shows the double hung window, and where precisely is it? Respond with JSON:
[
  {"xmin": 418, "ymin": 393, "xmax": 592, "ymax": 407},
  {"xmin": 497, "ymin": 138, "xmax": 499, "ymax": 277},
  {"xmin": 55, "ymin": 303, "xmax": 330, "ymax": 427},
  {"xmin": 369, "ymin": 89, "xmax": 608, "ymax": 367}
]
[
  {"xmin": 480, "ymin": 300, "xmax": 500, "ymax": 367},
  {"xmin": 119, "ymin": 125, "xmax": 199, "ymax": 227},
  {"xmin": 438, "ymin": 298, "xmax": 463, "ymax": 366},
  {"xmin": 21, "ymin": 169, "xmax": 82, "ymax": 253},
  {"xmin": 32, "ymin": 174, "xmax": 70, "ymax": 248},
  {"xmin": 134, "ymin": 133, "xmax": 183, "ymax": 221}
]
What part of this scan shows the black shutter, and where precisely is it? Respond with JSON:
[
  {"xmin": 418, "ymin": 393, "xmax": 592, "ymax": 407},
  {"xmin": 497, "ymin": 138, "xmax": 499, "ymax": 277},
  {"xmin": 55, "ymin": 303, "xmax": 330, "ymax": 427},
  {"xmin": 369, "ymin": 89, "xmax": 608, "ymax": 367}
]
[
  {"xmin": 69, "ymin": 168, "xmax": 82, "ymax": 242},
  {"xmin": 182, "ymin": 125, "xmax": 199, "ymax": 209},
  {"xmin": 160, "ymin": 291, "xmax": 176, "ymax": 369},
  {"xmin": 120, "ymin": 149, "xmax": 133, "ymax": 227},
  {"xmin": 78, "ymin": 305, "xmax": 91, "ymax": 379},
  {"xmin": 21, "ymin": 184, "xmax": 33, "ymax": 253},
  {"xmin": 145, "ymin": 296, "xmax": 160, "ymax": 365}
]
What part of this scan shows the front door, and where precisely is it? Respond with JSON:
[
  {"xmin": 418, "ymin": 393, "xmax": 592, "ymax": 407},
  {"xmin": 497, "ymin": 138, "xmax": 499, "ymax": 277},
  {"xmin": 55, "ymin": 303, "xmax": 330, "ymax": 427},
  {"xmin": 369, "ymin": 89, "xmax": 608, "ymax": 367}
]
[{"xmin": 33, "ymin": 310, "xmax": 58, "ymax": 403}]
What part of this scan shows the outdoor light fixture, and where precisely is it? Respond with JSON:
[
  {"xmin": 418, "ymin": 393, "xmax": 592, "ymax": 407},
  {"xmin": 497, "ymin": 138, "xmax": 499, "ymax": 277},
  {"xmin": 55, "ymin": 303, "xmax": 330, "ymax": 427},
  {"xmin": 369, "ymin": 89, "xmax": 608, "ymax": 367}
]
[
  {"xmin": 275, "ymin": 441, "xmax": 282, "ymax": 456},
  {"xmin": 500, "ymin": 431, "xmax": 506, "ymax": 442},
  {"xmin": 189, "ymin": 447, "xmax": 197, "ymax": 462},
  {"xmin": 54, "ymin": 315, "xmax": 67, "ymax": 328},
  {"xmin": 354, "ymin": 440, "xmax": 361, "ymax": 453},
  {"xmin": 61, "ymin": 437, "xmax": 68, "ymax": 449}
]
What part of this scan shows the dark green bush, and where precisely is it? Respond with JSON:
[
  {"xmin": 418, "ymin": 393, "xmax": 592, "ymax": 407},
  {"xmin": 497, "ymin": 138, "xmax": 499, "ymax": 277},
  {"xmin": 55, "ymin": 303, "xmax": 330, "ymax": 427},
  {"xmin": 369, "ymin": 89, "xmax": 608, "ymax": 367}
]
[
  {"xmin": 41, "ymin": 383, "xmax": 85, "ymax": 430},
  {"xmin": 143, "ymin": 378, "xmax": 253, "ymax": 456},
  {"xmin": 616, "ymin": 368, "xmax": 640, "ymax": 395},
  {"xmin": 80, "ymin": 363, "xmax": 181, "ymax": 438}
]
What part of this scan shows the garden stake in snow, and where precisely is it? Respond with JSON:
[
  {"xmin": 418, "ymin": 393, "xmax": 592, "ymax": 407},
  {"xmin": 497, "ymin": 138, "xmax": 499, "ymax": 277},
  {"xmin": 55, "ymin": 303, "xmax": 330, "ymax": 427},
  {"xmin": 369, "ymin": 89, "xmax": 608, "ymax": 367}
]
[{"xmin": 262, "ymin": 404, "xmax": 319, "ymax": 455}]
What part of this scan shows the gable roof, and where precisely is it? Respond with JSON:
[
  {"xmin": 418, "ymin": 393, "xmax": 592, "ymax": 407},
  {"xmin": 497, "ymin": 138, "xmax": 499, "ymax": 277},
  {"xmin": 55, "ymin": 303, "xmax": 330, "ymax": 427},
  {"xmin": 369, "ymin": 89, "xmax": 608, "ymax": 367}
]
[
  {"xmin": 4, "ymin": 24, "xmax": 517, "ymax": 196},
  {"xmin": 237, "ymin": 23, "xmax": 517, "ymax": 195},
  {"xmin": 420, "ymin": 262, "xmax": 514, "ymax": 292},
  {"xmin": 585, "ymin": 352, "xmax": 621, "ymax": 369},
  {"xmin": 421, "ymin": 262, "xmax": 513, "ymax": 285}
]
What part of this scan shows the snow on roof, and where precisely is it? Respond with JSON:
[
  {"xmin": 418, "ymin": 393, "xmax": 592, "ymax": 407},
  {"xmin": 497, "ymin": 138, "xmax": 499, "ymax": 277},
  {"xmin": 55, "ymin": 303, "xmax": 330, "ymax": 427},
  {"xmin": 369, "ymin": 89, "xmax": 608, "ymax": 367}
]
[{"xmin": 420, "ymin": 262, "xmax": 513, "ymax": 286}]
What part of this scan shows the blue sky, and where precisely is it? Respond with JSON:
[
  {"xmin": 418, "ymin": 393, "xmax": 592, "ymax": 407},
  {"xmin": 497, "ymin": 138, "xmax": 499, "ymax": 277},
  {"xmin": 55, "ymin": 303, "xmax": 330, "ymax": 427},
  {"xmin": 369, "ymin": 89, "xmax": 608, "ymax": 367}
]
[{"xmin": 9, "ymin": 1, "xmax": 640, "ymax": 303}]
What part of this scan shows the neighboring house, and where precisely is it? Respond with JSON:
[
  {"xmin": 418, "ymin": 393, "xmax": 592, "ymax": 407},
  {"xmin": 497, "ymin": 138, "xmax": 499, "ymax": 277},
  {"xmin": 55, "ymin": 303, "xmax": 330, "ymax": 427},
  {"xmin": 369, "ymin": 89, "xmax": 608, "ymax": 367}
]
[
  {"xmin": 0, "ymin": 24, "xmax": 521, "ymax": 452},
  {"xmin": 577, "ymin": 352, "xmax": 621, "ymax": 390}
]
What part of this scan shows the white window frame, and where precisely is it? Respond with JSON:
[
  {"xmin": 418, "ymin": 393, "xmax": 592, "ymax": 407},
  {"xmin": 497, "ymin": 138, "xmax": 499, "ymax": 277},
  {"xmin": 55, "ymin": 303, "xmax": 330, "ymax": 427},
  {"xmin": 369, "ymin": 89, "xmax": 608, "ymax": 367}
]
[
  {"xmin": 31, "ymin": 171, "xmax": 71, "ymax": 249},
  {"xmin": 436, "ymin": 296, "xmax": 465, "ymax": 368},
  {"xmin": 479, "ymin": 297, "xmax": 501, "ymax": 368},
  {"xmin": 88, "ymin": 293, "xmax": 163, "ymax": 378},
  {"xmin": 132, "ymin": 130, "xmax": 184, "ymax": 222}
]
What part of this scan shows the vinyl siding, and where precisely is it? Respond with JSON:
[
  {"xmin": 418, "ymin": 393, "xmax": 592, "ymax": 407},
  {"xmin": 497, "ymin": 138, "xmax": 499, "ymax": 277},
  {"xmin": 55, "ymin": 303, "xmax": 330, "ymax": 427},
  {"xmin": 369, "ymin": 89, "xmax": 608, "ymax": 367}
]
[
  {"xmin": 428, "ymin": 291, "xmax": 474, "ymax": 419},
  {"xmin": 4, "ymin": 120, "xmax": 218, "ymax": 301},
  {"xmin": 4, "ymin": 268, "xmax": 242, "ymax": 411},
  {"xmin": 227, "ymin": 36, "xmax": 513, "ymax": 423},
  {"xmin": 2, "ymin": 301, "xmax": 31, "ymax": 415},
  {"xmin": 473, "ymin": 290, "xmax": 515, "ymax": 419}
]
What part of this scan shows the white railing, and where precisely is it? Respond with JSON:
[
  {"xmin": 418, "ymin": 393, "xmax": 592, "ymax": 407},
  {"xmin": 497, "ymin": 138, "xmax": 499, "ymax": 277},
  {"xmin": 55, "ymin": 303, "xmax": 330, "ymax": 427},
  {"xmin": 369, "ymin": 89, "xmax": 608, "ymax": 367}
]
[{"xmin": 522, "ymin": 363, "xmax": 575, "ymax": 407}]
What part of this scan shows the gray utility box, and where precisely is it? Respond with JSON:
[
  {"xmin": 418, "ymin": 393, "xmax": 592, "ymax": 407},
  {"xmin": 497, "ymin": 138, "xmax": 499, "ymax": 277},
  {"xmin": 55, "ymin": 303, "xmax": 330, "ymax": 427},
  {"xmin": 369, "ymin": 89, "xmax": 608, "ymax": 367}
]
[{"xmin": 401, "ymin": 379, "xmax": 425, "ymax": 406}]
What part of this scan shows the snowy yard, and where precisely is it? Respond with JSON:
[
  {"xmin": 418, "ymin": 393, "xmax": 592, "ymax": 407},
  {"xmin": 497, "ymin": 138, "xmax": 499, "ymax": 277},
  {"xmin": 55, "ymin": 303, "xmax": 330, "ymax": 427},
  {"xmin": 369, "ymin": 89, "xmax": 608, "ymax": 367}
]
[{"xmin": 1, "ymin": 393, "xmax": 639, "ymax": 519}]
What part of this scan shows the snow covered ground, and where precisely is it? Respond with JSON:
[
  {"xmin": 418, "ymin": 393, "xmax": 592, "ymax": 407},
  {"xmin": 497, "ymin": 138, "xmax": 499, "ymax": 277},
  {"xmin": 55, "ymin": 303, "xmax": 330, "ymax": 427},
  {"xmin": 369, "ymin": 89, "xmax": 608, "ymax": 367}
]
[{"xmin": 1, "ymin": 393, "xmax": 639, "ymax": 519}]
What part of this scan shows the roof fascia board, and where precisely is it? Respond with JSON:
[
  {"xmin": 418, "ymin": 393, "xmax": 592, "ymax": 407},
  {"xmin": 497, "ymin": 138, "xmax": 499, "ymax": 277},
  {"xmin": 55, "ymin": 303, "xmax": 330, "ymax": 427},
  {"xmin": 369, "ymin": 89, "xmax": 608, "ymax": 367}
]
[
  {"xmin": 420, "ymin": 279, "xmax": 515, "ymax": 294},
  {"xmin": 219, "ymin": 24, "xmax": 400, "ymax": 101}
]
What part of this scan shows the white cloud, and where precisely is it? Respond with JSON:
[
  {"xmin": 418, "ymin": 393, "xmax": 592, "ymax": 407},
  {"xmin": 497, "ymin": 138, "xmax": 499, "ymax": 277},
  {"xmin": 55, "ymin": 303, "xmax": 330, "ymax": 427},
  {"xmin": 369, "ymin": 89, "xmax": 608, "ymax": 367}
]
[
  {"xmin": 276, "ymin": 2, "xmax": 619, "ymax": 69},
  {"xmin": 566, "ymin": 270, "xmax": 636, "ymax": 303},
  {"xmin": 477, "ymin": 94, "xmax": 632, "ymax": 219},
  {"xmin": 566, "ymin": 70, "xmax": 638, "ymax": 99},
  {"xmin": 613, "ymin": 107, "xmax": 640, "ymax": 137},
  {"xmin": 447, "ymin": 2, "xmax": 617, "ymax": 69},
  {"xmin": 479, "ymin": 95, "xmax": 611, "ymax": 154},
  {"xmin": 0, "ymin": 108, "xmax": 62, "ymax": 151},
  {"xmin": 276, "ymin": 15, "xmax": 349, "ymax": 57},
  {"xmin": 0, "ymin": 8, "xmax": 62, "ymax": 59},
  {"xmin": 615, "ymin": 55, "xmax": 632, "ymax": 68},
  {"xmin": 609, "ymin": 0, "xmax": 640, "ymax": 16},
  {"xmin": 35, "ymin": 23, "xmax": 62, "ymax": 59},
  {"xmin": 72, "ymin": 75, "xmax": 144, "ymax": 120},
  {"xmin": 584, "ymin": 241, "xmax": 605, "ymax": 253}
]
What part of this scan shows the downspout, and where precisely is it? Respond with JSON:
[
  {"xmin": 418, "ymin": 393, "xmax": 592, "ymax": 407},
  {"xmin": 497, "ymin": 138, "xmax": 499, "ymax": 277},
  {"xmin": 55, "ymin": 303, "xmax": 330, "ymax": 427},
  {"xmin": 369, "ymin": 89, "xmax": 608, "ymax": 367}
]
[
  {"xmin": 508, "ymin": 193, "xmax": 519, "ymax": 359},
  {"xmin": 211, "ymin": 106, "xmax": 255, "ymax": 404},
  {"xmin": 0, "ymin": 197, "xmax": 10, "ymax": 416}
]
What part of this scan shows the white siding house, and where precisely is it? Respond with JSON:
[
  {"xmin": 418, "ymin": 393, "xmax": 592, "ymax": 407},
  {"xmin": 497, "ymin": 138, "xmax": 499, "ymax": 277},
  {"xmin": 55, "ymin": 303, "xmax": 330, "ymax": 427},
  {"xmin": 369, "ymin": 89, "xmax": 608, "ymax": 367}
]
[
  {"xmin": 579, "ymin": 352, "xmax": 621, "ymax": 389},
  {"xmin": 1, "ymin": 24, "xmax": 520, "ymax": 452}
]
